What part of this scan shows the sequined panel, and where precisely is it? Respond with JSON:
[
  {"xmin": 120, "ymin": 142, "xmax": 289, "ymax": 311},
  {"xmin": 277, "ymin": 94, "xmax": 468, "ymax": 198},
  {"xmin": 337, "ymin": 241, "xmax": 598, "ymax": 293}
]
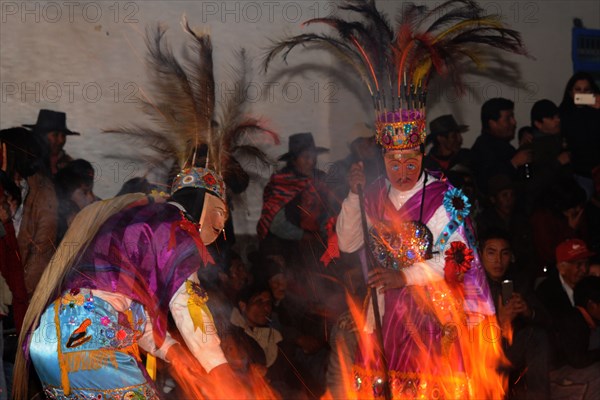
[{"xmin": 369, "ymin": 220, "xmax": 433, "ymax": 270}]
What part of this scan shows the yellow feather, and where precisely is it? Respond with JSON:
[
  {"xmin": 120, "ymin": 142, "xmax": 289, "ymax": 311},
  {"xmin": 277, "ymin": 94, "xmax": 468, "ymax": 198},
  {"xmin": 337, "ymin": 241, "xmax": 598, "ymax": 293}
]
[
  {"xmin": 432, "ymin": 17, "xmax": 503, "ymax": 44},
  {"xmin": 413, "ymin": 59, "xmax": 432, "ymax": 85}
]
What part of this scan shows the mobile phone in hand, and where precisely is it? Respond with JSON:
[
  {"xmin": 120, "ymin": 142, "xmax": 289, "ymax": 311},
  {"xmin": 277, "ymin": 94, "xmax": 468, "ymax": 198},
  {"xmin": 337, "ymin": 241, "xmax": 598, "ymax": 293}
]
[
  {"xmin": 574, "ymin": 93, "xmax": 596, "ymax": 105},
  {"xmin": 502, "ymin": 280, "xmax": 513, "ymax": 305}
]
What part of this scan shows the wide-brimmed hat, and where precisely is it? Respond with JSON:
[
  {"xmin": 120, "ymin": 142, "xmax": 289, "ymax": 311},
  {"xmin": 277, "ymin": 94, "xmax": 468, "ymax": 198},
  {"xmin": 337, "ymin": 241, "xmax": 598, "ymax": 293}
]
[
  {"xmin": 278, "ymin": 132, "xmax": 328, "ymax": 161},
  {"xmin": 23, "ymin": 109, "xmax": 80, "ymax": 136},
  {"xmin": 429, "ymin": 115, "xmax": 468, "ymax": 138}
]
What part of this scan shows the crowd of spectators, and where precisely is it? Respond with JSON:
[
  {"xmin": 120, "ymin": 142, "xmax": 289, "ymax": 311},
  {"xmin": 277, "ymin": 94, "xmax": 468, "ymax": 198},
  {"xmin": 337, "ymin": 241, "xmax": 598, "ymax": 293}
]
[{"xmin": 1, "ymin": 71, "xmax": 599, "ymax": 399}]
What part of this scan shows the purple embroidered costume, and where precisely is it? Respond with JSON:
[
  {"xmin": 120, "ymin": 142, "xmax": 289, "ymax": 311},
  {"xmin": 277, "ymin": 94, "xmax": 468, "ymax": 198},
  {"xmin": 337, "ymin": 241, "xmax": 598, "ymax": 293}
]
[
  {"xmin": 27, "ymin": 199, "xmax": 223, "ymax": 399},
  {"xmin": 337, "ymin": 174, "xmax": 501, "ymax": 399}
]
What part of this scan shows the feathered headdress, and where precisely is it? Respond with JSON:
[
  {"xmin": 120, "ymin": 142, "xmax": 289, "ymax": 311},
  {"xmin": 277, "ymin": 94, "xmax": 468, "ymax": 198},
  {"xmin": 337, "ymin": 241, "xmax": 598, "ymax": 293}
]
[
  {"xmin": 106, "ymin": 18, "xmax": 278, "ymax": 202},
  {"xmin": 264, "ymin": 0, "xmax": 527, "ymax": 151}
]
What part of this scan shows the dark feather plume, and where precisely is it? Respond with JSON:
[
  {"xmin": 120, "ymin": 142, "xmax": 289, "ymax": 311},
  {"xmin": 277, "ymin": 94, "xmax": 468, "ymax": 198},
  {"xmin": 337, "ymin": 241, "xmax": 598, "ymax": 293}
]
[
  {"xmin": 264, "ymin": 0, "xmax": 528, "ymax": 112},
  {"xmin": 104, "ymin": 19, "xmax": 279, "ymax": 182}
]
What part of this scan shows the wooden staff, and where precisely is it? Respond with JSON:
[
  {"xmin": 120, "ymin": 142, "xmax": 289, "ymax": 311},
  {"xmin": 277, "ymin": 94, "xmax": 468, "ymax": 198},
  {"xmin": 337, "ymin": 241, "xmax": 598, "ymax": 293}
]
[{"xmin": 357, "ymin": 184, "xmax": 392, "ymax": 400}]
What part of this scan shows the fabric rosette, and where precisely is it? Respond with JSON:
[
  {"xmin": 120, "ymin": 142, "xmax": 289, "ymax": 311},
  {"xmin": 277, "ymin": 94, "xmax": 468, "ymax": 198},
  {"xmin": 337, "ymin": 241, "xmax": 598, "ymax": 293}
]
[
  {"xmin": 443, "ymin": 187, "xmax": 471, "ymax": 222},
  {"xmin": 444, "ymin": 241, "xmax": 474, "ymax": 286}
]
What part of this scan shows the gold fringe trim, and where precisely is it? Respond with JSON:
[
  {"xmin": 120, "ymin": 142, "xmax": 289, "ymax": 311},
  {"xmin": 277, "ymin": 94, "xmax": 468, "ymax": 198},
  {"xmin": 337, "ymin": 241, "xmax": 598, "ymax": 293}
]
[
  {"xmin": 63, "ymin": 349, "xmax": 119, "ymax": 372},
  {"xmin": 54, "ymin": 300, "xmax": 71, "ymax": 395}
]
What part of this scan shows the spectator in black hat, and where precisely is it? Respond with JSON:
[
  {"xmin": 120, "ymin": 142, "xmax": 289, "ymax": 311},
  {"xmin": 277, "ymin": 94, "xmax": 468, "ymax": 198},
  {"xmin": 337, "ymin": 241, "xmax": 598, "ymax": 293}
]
[
  {"xmin": 257, "ymin": 132, "xmax": 335, "ymax": 280},
  {"xmin": 424, "ymin": 114, "xmax": 472, "ymax": 183},
  {"xmin": 23, "ymin": 109, "xmax": 80, "ymax": 176}
]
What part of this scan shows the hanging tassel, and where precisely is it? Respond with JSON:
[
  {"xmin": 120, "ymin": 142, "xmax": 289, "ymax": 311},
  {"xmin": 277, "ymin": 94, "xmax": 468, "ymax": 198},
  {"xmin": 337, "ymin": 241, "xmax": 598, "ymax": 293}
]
[
  {"xmin": 53, "ymin": 301, "xmax": 71, "ymax": 395},
  {"xmin": 146, "ymin": 354, "xmax": 157, "ymax": 380}
]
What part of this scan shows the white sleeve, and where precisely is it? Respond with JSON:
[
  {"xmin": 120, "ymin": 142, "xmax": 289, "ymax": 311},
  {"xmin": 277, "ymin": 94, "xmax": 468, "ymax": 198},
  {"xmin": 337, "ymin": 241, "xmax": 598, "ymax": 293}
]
[
  {"xmin": 92, "ymin": 290, "xmax": 177, "ymax": 361},
  {"xmin": 336, "ymin": 192, "xmax": 370, "ymax": 253},
  {"xmin": 169, "ymin": 273, "xmax": 228, "ymax": 373},
  {"xmin": 402, "ymin": 203, "xmax": 463, "ymax": 286},
  {"xmin": 137, "ymin": 312, "xmax": 178, "ymax": 361}
]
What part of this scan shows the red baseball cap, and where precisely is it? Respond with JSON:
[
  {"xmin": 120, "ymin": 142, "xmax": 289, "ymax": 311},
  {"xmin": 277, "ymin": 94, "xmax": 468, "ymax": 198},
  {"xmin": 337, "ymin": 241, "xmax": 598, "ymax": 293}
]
[{"xmin": 556, "ymin": 239, "xmax": 595, "ymax": 263}]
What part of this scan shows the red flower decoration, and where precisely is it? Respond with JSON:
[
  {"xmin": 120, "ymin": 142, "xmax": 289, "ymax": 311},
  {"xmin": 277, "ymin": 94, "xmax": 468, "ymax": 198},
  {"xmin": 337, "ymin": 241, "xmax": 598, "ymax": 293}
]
[
  {"xmin": 203, "ymin": 173, "xmax": 217, "ymax": 186},
  {"xmin": 444, "ymin": 241, "xmax": 474, "ymax": 286}
]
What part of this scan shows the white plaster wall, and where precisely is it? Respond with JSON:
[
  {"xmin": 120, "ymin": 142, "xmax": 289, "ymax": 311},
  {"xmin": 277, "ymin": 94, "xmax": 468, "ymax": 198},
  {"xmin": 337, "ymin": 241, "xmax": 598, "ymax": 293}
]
[{"xmin": 1, "ymin": 0, "xmax": 599, "ymax": 234}]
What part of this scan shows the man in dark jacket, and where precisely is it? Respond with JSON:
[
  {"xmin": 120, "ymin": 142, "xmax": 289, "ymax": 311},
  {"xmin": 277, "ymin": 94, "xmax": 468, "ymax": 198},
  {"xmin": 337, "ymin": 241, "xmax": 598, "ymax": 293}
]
[
  {"xmin": 480, "ymin": 229, "xmax": 551, "ymax": 399},
  {"xmin": 536, "ymin": 239, "xmax": 593, "ymax": 316},
  {"xmin": 549, "ymin": 276, "xmax": 600, "ymax": 399},
  {"xmin": 471, "ymin": 98, "xmax": 532, "ymax": 194}
]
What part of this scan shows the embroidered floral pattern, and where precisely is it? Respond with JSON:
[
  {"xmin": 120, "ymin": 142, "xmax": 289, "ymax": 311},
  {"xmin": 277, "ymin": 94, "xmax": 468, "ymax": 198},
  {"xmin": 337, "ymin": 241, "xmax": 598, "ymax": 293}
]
[
  {"xmin": 62, "ymin": 291, "xmax": 85, "ymax": 308},
  {"xmin": 58, "ymin": 289, "xmax": 145, "ymax": 350}
]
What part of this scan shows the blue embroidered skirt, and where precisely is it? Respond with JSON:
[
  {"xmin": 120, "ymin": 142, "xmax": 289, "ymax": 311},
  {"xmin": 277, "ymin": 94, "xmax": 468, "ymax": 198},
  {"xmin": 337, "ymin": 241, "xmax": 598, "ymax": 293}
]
[{"xmin": 29, "ymin": 289, "xmax": 160, "ymax": 399}]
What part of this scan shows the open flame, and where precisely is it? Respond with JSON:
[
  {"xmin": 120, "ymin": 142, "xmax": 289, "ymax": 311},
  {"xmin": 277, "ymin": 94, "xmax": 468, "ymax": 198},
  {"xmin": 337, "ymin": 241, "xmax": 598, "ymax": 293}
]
[
  {"xmin": 323, "ymin": 269, "xmax": 508, "ymax": 399},
  {"xmin": 169, "ymin": 361, "xmax": 281, "ymax": 399}
]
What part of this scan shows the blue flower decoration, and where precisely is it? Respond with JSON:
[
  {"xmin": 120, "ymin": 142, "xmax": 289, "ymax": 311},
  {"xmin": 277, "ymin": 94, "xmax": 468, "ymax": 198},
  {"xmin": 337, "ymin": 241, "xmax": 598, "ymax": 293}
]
[
  {"xmin": 443, "ymin": 188, "xmax": 471, "ymax": 222},
  {"xmin": 83, "ymin": 301, "xmax": 95, "ymax": 311},
  {"xmin": 105, "ymin": 328, "xmax": 115, "ymax": 339}
]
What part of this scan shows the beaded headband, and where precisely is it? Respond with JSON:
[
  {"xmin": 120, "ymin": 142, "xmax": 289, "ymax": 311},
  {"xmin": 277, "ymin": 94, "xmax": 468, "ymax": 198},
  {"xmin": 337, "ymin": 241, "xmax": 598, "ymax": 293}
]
[
  {"xmin": 375, "ymin": 110, "xmax": 426, "ymax": 151},
  {"xmin": 170, "ymin": 167, "xmax": 226, "ymax": 203}
]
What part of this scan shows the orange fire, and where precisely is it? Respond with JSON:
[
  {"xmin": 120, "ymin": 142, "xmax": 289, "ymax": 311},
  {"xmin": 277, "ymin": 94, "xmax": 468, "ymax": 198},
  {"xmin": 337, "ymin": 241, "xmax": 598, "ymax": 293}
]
[
  {"xmin": 324, "ymin": 283, "xmax": 508, "ymax": 399},
  {"xmin": 169, "ymin": 361, "xmax": 281, "ymax": 399}
]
